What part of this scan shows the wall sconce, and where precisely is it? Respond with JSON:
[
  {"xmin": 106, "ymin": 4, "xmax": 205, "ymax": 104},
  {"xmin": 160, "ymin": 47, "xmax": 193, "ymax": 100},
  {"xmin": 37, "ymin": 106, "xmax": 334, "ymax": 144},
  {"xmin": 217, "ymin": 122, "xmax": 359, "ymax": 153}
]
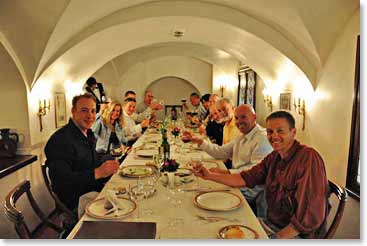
[
  {"xmin": 37, "ymin": 99, "xmax": 51, "ymax": 132},
  {"xmin": 264, "ymin": 95, "xmax": 273, "ymax": 111},
  {"xmin": 219, "ymin": 82, "xmax": 226, "ymax": 97},
  {"xmin": 293, "ymin": 97, "xmax": 306, "ymax": 130}
]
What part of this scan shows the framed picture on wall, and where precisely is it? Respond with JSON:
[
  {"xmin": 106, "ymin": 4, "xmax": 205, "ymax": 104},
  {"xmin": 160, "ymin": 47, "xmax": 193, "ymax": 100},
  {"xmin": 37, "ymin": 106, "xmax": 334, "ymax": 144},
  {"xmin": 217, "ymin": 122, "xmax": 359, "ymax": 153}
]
[
  {"xmin": 279, "ymin": 93, "xmax": 291, "ymax": 110},
  {"xmin": 238, "ymin": 67, "xmax": 256, "ymax": 110},
  {"xmin": 55, "ymin": 92, "xmax": 67, "ymax": 128}
]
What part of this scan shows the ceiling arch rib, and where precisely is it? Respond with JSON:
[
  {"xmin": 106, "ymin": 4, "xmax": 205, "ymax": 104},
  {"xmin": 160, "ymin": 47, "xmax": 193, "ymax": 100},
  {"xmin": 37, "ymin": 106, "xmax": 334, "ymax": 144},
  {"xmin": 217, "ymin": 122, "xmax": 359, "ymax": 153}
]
[
  {"xmin": 35, "ymin": 0, "xmax": 318, "ymax": 89},
  {"xmin": 111, "ymin": 42, "xmax": 236, "ymax": 81},
  {"xmin": 38, "ymin": 16, "xmax": 301, "ymax": 91}
]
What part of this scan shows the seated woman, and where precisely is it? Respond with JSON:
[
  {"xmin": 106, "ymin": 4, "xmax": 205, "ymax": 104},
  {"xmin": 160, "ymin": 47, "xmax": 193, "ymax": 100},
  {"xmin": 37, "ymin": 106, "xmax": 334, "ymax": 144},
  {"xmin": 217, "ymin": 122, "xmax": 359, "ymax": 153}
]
[
  {"xmin": 122, "ymin": 98, "xmax": 150, "ymax": 145},
  {"xmin": 92, "ymin": 101, "xmax": 127, "ymax": 161}
]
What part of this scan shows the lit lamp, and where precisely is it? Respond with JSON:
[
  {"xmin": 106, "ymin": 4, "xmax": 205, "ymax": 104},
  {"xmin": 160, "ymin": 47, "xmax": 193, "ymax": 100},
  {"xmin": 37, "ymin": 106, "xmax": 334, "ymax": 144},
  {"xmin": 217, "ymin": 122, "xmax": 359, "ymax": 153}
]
[
  {"xmin": 293, "ymin": 97, "xmax": 306, "ymax": 130},
  {"xmin": 37, "ymin": 99, "xmax": 51, "ymax": 132},
  {"xmin": 219, "ymin": 82, "xmax": 226, "ymax": 97},
  {"xmin": 264, "ymin": 95, "xmax": 273, "ymax": 111}
]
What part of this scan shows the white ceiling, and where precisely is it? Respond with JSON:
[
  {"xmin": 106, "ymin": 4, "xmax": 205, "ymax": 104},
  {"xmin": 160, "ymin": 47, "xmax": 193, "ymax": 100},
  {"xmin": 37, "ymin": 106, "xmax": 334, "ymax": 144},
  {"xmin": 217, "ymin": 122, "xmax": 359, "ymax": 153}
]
[{"xmin": 0, "ymin": 0, "xmax": 359, "ymax": 89}]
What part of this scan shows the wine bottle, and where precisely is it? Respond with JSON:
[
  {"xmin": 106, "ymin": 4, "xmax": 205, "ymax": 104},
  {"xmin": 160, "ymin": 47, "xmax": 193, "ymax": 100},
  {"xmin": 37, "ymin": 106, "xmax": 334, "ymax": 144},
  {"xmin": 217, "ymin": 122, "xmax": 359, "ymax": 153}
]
[{"xmin": 161, "ymin": 130, "xmax": 170, "ymax": 161}]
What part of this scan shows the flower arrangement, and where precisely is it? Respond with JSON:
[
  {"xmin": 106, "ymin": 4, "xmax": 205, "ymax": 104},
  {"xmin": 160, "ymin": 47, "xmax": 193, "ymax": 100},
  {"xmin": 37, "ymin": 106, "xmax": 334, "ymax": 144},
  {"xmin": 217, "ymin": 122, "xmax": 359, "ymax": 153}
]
[
  {"xmin": 160, "ymin": 159, "xmax": 180, "ymax": 172},
  {"xmin": 171, "ymin": 127, "xmax": 181, "ymax": 137}
]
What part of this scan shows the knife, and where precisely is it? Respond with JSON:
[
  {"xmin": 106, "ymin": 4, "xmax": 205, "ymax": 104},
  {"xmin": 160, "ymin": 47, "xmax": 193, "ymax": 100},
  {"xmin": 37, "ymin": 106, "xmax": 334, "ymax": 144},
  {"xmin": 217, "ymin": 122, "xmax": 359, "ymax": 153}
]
[{"xmin": 182, "ymin": 188, "xmax": 231, "ymax": 192}]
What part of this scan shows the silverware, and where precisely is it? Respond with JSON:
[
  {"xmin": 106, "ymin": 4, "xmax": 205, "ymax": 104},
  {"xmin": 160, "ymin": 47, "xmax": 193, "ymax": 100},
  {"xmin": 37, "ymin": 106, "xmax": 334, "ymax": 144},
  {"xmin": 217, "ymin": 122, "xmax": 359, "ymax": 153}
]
[
  {"xmin": 196, "ymin": 214, "xmax": 240, "ymax": 223},
  {"xmin": 182, "ymin": 188, "xmax": 231, "ymax": 192}
]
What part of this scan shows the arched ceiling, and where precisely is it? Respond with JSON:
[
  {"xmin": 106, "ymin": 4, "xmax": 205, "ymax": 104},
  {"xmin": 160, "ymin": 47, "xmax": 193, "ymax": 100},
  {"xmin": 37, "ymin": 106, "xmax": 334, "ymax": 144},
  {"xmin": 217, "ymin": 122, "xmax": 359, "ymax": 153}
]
[{"xmin": 0, "ymin": 0, "xmax": 359, "ymax": 90}]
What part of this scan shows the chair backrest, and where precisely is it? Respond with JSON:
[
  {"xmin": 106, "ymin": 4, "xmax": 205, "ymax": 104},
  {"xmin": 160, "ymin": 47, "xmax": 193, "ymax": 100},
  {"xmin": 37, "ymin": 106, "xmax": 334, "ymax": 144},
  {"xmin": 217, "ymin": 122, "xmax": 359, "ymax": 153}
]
[
  {"xmin": 325, "ymin": 180, "xmax": 348, "ymax": 238},
  {"xmin": 40, "ymin": 161, "xmax": 75, "ymax": 219},
  {"xmin": 3, "ymin": 180, "xmax": 63, "ymax": 238}
]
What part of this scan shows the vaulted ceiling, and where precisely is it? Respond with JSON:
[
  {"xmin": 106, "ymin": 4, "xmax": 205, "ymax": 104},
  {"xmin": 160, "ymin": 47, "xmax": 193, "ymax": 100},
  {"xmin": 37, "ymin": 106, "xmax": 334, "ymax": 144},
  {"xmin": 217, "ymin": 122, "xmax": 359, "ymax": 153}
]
[{"xmin": 0, "ymin": 0, "xmax": 359, "ymax": 90}]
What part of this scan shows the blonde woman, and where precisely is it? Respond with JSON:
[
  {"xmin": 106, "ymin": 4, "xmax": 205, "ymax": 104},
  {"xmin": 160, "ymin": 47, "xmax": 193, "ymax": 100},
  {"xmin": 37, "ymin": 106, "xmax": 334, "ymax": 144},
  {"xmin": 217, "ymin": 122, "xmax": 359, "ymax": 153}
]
[{"xmin": 92, "ymin": 101, "xmax": 127, "ymax": 157}]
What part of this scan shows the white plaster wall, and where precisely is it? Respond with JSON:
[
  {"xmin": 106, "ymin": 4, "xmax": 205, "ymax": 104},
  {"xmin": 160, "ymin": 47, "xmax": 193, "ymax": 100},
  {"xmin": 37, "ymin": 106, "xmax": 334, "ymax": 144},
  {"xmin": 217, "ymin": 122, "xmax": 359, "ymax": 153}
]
[
  {"xmin": 112, "ymin": 56, "xmax": 212, "ymax": 103},
  {"xmin": 147, "ymin": 77, "xmax": 200, "ymax": 105},
  {"xmin": 0, "ymin": 44, "xmax": 30, "ymax": 149},
  {"xmin": 254, "ymin": 10, "xmax": 359, "ymax": 186},
  {"xmin": 304, "ymin": 11, "xmax": 360, "ymax": 185}
]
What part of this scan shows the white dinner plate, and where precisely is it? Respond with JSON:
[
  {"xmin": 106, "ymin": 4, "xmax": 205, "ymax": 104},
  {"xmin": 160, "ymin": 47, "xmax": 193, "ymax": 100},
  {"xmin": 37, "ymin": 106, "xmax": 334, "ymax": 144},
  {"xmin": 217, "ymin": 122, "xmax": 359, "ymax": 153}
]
[
  {"xmin": 85, "ymin": 198, "xmax": 136, "ymax": 220},
  {"xmin": 135, "ymin": 149, "xmax": 158, "ymax": 158},
  {"xmin": 188, "ymin": 160, "xmax": 219, "ymax": 169},
  {"xmin": 218, "ymin": 225, "xmax": 259, "ymax": 239},
  {"xmin": 194, "ymin": 191, "xmax": 242, "ymax": 211},
  {"xmin": 201, "ymin": 160, "xmax": 220, "ymax": 169},
  {"xmin": 119, "ymin": 165, "xmax": 154, "ymax": 178}
]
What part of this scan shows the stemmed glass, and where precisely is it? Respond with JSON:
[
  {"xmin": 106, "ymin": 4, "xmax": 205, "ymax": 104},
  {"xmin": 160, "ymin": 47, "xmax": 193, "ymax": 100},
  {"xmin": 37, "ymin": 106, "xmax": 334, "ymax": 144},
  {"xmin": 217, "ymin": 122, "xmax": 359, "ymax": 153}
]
[
  {"xmin": 130, "ymin": 179, "xmax": 151, "ymax": 220},
  {"xmin": 165, "ymin": 176, "xmax": 185, "ymax": 231},
  {"xmin": 110, "ymin": 144, "xmax": 124, "ymax": 163},
  {"xmin": 191, "ymin": 155, "xmax": 203, "ymax": 189}
]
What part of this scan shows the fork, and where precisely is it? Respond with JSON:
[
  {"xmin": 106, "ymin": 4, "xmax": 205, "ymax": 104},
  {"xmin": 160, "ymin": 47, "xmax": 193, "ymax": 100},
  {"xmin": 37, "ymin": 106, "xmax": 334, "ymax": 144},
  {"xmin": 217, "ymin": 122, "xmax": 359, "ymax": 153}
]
[{"xmin": 196, "ymin": 214, "xmax": 240, "ymax": 223}]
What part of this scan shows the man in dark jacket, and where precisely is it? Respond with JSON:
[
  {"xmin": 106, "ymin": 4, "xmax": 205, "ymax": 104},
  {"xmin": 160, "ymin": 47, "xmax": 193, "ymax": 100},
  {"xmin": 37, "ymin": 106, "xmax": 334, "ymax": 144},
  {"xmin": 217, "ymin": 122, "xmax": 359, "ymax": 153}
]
[
  {"xmin": 83, "ymin": 77, "xmax": 107, "ymax": 113},
  {"xmin": 44, "ymin": 93, "xmax": 119, "ymax": 211}
]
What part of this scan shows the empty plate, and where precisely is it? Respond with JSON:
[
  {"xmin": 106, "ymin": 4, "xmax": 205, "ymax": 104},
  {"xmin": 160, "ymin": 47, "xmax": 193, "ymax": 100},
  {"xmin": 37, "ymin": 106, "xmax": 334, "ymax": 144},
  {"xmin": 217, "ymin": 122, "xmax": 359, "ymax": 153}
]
[
  {"xmin": 194, "ymin": 191, "xmax": 242, "ymax": 211},
  {"xmin": 135, "ymin": 149, "xmax": 158, "ymax": 158}
]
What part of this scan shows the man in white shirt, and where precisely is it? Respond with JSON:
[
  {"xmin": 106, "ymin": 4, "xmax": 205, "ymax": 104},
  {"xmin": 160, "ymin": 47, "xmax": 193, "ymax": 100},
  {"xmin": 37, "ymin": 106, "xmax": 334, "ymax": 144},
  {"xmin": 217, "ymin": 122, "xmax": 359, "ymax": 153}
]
[
  {"xmin": 135, "ymin": 90, "xmax": 164, "ymax": 122},
  {"xmin": 122, "ymin": 98, "xmax": 150, "ymax": 144},
  {"xmin": 183, "ymin": 104, "xmax": 272, "ymax": 217}
]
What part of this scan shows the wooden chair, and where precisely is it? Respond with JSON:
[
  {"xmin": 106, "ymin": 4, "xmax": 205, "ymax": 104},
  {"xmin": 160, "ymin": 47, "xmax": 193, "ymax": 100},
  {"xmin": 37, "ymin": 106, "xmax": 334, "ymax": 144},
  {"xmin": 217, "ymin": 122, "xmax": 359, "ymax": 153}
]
[
  {"xmin": 3, "ymin": 180, "xmax": 63, "ymax": 238},
  {"xmin": 40, "ymin": 161, "xmax": 76, "ymax": 220},
  {"xmin": 324, "ymin": 180, "xmax": 348, "ymax": 238}
]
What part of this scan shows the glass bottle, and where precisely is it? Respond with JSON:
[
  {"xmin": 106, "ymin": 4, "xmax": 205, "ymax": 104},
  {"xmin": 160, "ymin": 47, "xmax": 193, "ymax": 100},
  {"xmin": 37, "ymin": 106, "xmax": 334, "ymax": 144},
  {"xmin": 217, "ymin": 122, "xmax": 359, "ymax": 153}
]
[{"xmin": 161, "ymin": 130, "xmax": 170, "ymax": 161}]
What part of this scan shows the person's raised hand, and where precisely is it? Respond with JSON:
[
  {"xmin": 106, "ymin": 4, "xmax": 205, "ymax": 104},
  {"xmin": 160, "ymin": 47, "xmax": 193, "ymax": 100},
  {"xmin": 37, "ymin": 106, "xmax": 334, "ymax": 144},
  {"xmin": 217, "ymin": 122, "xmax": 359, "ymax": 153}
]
[
  {"xmin": 141, "ymin": 119, "xmax": 150, "ymax": 128},
  {"xmin": 94, "ymin": 160, "xmax": 119, "ymax": 179}
]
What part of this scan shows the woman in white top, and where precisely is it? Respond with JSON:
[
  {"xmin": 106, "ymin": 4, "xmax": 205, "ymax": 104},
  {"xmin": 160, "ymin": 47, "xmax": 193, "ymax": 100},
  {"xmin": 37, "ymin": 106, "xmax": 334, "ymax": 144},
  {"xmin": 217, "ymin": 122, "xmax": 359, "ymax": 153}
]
[{"xmin": 122, "ymin": 98, "xmax": 150, "ymax": 145}]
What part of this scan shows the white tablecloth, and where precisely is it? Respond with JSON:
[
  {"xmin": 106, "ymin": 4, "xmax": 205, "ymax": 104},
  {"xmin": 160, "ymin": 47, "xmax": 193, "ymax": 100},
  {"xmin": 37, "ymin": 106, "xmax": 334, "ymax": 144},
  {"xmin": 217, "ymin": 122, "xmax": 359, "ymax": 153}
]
[{"xmin": 68, "ymin": 129, "xmax": 268, "ymax": 239}]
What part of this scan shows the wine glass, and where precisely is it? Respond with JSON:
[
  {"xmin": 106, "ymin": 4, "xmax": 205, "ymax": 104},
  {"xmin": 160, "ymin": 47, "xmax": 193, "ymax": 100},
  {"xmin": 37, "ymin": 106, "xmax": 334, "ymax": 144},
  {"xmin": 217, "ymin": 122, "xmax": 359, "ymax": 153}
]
[
  {"xmin": 110, "ymin": 144, "xmax": 123, "ymax": 162},
  {"xmin": 191, "ymin": 155, "xmax": 203, "ymax": 189},
  {"xmin": 165, "ymin": 180, "xmax": 185, "ymax": 231},
  {"xmin": 131, "ymin": 180, "xmax": 152, "ymax": 220}
]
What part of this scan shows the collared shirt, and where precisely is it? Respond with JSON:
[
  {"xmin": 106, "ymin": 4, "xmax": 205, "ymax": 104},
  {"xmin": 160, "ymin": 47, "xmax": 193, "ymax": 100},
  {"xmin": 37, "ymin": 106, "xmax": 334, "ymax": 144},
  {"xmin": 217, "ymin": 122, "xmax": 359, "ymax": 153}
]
[
  {"xmin": 44, "ymin": 119, "xmax": 107, "ymax": 210},
  {"xmin": 200, "ymin": 124, "xmax": 272, "ymax": 173},
  {"xmin": 92, "ymin": 115, "xmax": 127, "ymax": 153},
  {"xmin": 198, "ymin": 104, "xmax": 209, "ymax": 122},
  {"xmin": 222, "ymin": 117, "xmax": 240, "ymax": 144},
  {"xmin": 241, "ymin": 140, "xmax": 328, "ymax": 238},
  {"xmin": 122, "ymin": 110, "xmax": 142, "ymax": 141}
]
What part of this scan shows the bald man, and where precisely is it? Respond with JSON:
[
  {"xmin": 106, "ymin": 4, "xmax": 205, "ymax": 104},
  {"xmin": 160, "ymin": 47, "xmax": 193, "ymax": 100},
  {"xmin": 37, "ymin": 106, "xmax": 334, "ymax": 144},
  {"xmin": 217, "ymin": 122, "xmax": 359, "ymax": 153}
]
[{"xmin": 182, "ymin": 104, "xmax": 272, "ymax": 217}]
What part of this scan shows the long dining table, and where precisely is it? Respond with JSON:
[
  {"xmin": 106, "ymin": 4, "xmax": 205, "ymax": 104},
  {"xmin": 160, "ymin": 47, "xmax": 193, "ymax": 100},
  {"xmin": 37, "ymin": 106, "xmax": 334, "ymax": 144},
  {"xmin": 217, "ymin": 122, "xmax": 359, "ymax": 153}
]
[{"xmin": 67, "ymin": 126, "xmax": 268, "ymax": 239}]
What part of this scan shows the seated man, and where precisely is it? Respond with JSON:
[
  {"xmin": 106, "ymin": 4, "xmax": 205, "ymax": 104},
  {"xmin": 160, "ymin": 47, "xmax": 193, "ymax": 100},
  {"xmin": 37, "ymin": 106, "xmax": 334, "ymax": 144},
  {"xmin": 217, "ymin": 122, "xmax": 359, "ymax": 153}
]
[
  {"xmin": 136, "ymin": 90, "xmax": 164, "ymax": 120},
  {"xmin": 216, "ymin": 98, "xmax": 240, "ymax": 144},
  {"xmin": 125, "ymin": 90, "xmax": 163, "ymax": 123},
  {"xmin": 122, "ymin": 98, "xmax": 150, "ymax": 145},
  {"xmin": 192, "ymin": 111, "xmax": 329, "ymax": 239},
  {"xmin": 44, "ymin": 93, "xmax": 119, "ymax": 211},
  {"xmin": 198, "ymin": 93, "xmax": 211, "ymax": 122},
  {"xmin": 183, "ymin": 104, "xmax": 272, "ymax": 217},
  {"xmin": 199, "ymin": 103, "xmax": 224, "ymax": 145}
]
